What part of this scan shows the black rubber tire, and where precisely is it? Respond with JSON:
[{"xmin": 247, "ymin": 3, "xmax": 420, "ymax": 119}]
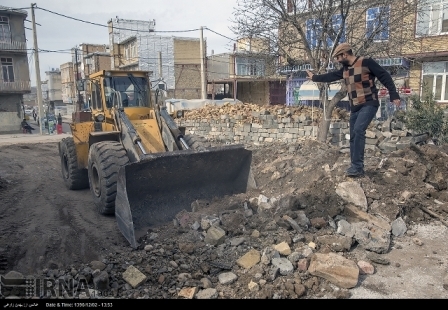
[
  {"xmin": 59, "ymin": 137, "xmax": 89, "ymax": 190},
  {"xmin": 183, "ymin": 134, "xmax": 211, "ymax": 151},
  {"xmin": 88, "ymin": 141, "xmax": 129, "ymax": 215}
]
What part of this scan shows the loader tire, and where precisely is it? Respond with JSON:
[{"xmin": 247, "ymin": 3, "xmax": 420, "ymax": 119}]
[
  {"xmin": 88, "ymin": 141, "xmax": 130, "ymax": 215},
  {"xmin": 183, "ymin": 134, "xmax": 211, "ymax": 151},
  {"xmin": 59, "ymin": 137, "xmax": 89, "ymax": 190}
]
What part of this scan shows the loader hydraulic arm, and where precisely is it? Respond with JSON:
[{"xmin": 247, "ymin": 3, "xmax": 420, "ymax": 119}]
[
  {"xmin": 159, "ymin": 107, "xmax": 189, "ymax": 150},
  {"xmin": 115, "ymin": 109, "xmax": 147, "ymax": 162}
]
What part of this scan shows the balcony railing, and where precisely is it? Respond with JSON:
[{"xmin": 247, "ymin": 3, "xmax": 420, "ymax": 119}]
[
  {"xmin": 0, "ymin": 80, "xmax": 31, "ymax": 93},
  {"xmin": 0, "ymin": 41, "xmax": 27, "ymax": 52}
]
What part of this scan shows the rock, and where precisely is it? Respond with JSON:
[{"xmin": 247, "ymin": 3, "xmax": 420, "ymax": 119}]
[
  {"xmin": 443, "ymin": 274, "xmax": 448, "ymax": 290},
  {"xmin": 195, "ymin": 288, "xmax": 218, "ymax": 299},
  {"xmin": 357, "ymin": 261, "xmax": 375, "ymax": 275},
  {"xmin": 344, "ymin": 205, "xmax": 391, "ymax": 232},
  {"xmin": 336, "ymin": 182, "xmax": 368, "ymax": 211},
  {"xmin": 251, "ymin": 230, "xmax": 260, "ymax": 238},
  {"xmin": 191, "ymin": 221, "xmax": 200, "ymax": 230},
  {"xmin": 352, "ymin": 222, "xmax": 391, "ymax": 254},
  {"xmin": 366, "ymin": 251, "xmax": 390, "ymax": 265},
  {"xmin": 316, "ymin": 235, "xmax": 353, "ymax": 252},
  {"xmin": 310, "ymin": 217, "xmax": 327, "ymax": 229},
  {"xmin": 122, "ymin": 266, "xmax": 147, "ymax": 289},
  {"xmin": 218, "ymin": 272, "xmax": 238, "ymax": 285},
  {"xmin": 308, "ymin": 253, "xmax": 359, "ymax": 289},
  {"xmin": 271, "ymin": 258, "xmax": 294, "ymax": 275},
  {"xmin": 297, "ymin": 258, "xmax": 309, "ymax": 271},
  {"xmin": 337, "ymin": 220, "xmax": 355, "ymax": 238},
  {"xmin": 200, "ymin": 277, "xmax": 213, "ymax": 289},
  {"xmin": 178, "ymin": 273, "xmax": 192, "ymax": 282},
  {"xmin": 391, "ymin": 217, "xmax": 407, "ymax": 237},
  {"xmin": 204, "ymin": 226, "xmax": 226, "ymax": 246},
  {"xmin": 248, "ymin": 280, "xmax": 259, "ymax": 292},
  {"xmin": 302, "ymin": 246, "xmax": 314, "ymax": 258},
  {"xmin": 274, "ymin": 242, "xmax": 292, "ymax": 256},
  {"xmin": 282, "ymin": 215, "xmax": 303, "ymax": 232},
  {"xmin": 178, "ymin": 242, "xmax": 195, "ymax": 254},
  {"xmin": 230, "ymin": 237, "xmax": 246, "ymax": 246},
  {"xmin": 295, "ymin": 211, "xmax": 311, "ymax": 229},
  {"xmin": 293, "ymin": 234, "xmax": 305, "ymax": 243},
  {"xmin": 287, "ymin": 252, "xmax": 302, "ymax": 264},
  {"xmin": 294, "ymin": 284, "xmax": 306, "ymax": 297},
  {"xmin": 413, "ymin": 238, "xmax": 424, "ymax": 246},
  {"xmin": 90, "ymin": 261, "xmax": 106, "ymax": 271},
  {"xmin": 178, "ymin": 287, "xmax": 197, "ymax": 299},
  {"xmin": 236, "ymin": 249, "xmax": 261, "ymax": 269},
  {"xmin": 144, "ymin": 245, "xmax": 153, "ymax": 251},
  {"xmin": 93, "ymin": 271, "xmax": 109, "ymax": 291},
  {"xmin": 308, "ymin": 242, "xmax": 316, "ymax": 249}
]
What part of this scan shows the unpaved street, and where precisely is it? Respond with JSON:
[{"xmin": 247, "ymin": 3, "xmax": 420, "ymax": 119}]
[{"xmin": 0, "ymin": 142, "xmax": 126, "ymax": 275}]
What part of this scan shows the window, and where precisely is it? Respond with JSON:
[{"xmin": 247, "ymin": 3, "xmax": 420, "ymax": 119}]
[
  {"xmin": 1, "ymin": 57, "xmax": 14, "ymax": 82},
  {"xmin": 416, "ymin": 0, "xmax": 448, "ymax": 36},
  {"xmin": 124, "ymin": 41, "xmax": 137, "ymax": 60},
  {"xmin": 0, "ymin": 16, "xmax": 11, "ymax": 42},
  {"xmin": 236, "ymin": 57, "xmax": 265, "ymax": 76},
  {"xmin": 366, "ymin": 6, "xmax": 390, "ymax": 41},
  {"xmin": 306, "ymin": 14, "xmax": 345, "ymax": 49},
  {"xmin": 422, "ymin": 61, "xmax": 448, "ymax": 101}
]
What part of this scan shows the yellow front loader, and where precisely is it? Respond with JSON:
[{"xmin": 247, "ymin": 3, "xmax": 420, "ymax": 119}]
[{"xmin": 58, "ymin": 70, "xmax": 254, "ymax": 248}]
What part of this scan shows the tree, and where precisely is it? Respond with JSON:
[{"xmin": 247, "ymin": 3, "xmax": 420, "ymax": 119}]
[{"xmin": 231, "ymin": 0, "xmax": 427, "ymax": 142}]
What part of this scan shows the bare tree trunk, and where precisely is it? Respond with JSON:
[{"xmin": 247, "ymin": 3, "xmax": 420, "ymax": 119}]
[{"xmin": 317, "ymin": 84, "xmax": 348, "ymax": 142}]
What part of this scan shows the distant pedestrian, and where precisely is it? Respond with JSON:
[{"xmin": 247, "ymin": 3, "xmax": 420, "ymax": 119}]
[
  {"xmin": 57, "ymin": 113, "xmax": 63, "ymax": 125},
  {"xmin": 21, "ymin": 119, "xmax": 34, "ymax": 134},
  {"xmin": 32, "ymin": 110, "xmax": 37, "ymax": 122}
]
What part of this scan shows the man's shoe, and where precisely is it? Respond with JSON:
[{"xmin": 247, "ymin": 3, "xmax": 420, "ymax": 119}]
[{"xmin": 345, "ymin": 167, "xmax": 364, "ymax": 177}]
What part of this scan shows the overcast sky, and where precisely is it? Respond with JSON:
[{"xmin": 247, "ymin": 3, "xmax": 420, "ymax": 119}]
[{"xmin": 2, "ymin": 0, "xmax": 239, "ymax": 86}]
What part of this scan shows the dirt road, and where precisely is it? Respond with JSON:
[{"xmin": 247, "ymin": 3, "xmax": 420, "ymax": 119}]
[{"xmin": 0, "ymin": 142, "xmax": 125, "ymax": 275}]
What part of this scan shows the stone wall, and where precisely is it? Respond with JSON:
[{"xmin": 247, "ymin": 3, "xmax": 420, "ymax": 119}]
[{"xmin": 174, "ymin": 104, "xmax": 419, "ymax": 153}]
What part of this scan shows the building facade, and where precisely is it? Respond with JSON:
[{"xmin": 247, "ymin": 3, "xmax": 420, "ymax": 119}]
[
  {"xmin": 0, "ymin": 5, "xmax": 31, "ymax": 132},
  {"xmin": 108, "ymin": 17, "xmax": 202, "ymax": 99}
]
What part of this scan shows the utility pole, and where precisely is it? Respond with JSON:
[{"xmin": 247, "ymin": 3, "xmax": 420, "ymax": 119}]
[
  {"xmin": 31, "ymin": 3, "xmax": 44, "ymax": 135},
  {"xmin": 199, "ymin": 26, "xmax": 207, "ymax": 100},
  {"xmin": 74, "ymin": 47, "xmax": 83, "ymax": 111}
]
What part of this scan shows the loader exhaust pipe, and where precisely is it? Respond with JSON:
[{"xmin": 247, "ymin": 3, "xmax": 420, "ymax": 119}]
[{"xmin": 115, "ymin": 144, "xmax": 255, "ymax": 248}]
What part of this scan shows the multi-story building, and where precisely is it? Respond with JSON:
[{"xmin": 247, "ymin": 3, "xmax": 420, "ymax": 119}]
[
  {"xmin": 108, "ymin": 17, "xmax": 202, "ymax": 99},
  {"xmin": 71, "ymin": 43, "xmax": 110, "ymax": 108},
  {"xmin": 403, "ymin": 0, "xmax": 448, "ymax": 104},
  {"xmin": 0, "ymin": 5, "xmax": 31, "ymax": 132},
  {"xmin": 60, "ymin": 62, "xmax": 75, "ymax": 104},
  {"xmin": 278, "ymin": 0, "xmax": 415, "ymax": 114},
  {"xmin": 45, "ymin": 68, "xmax": 63, "ymax": 110}
]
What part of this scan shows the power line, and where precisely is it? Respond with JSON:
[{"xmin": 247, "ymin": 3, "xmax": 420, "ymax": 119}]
[
  {"xmin": 205, "ymin": 27, "xmax": 238, "ymax": 42},
  {"xmin": 35, "ymin": 6, "xmax": 200, "ymax": 33}
]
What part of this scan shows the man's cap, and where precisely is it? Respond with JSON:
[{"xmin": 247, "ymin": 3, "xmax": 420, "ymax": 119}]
[{"xmin": 332, "ymin": 43, "xmax": 352, "ymax": 58}]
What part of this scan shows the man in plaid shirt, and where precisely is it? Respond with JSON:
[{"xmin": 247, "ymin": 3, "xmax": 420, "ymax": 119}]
[{"xmin": 306, "ymin": 43, "xmax": 401, "ymax": 177}]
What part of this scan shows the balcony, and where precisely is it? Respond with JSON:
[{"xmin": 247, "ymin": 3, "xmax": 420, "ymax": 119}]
[
  {"xmin": 0, "ymin": 80, "xmax": 31, "ymax": 93},
  {"xmin": 0, "ymin": 41, "xmax": 27, "ymax": 53}
]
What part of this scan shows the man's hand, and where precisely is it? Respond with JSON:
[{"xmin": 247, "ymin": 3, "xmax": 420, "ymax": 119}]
[
  {"xmin": 306, "ymin": 70, "xmax": 313, "ymax": 80},
  {"xmin": 393, "ymin": 99, "xmax": 401, "ymax": 107}
]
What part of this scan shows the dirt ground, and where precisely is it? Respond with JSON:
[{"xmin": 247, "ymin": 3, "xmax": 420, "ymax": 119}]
[{"xmin": 0, "ymin": 136, "xmax": 448, "ymax": 299}]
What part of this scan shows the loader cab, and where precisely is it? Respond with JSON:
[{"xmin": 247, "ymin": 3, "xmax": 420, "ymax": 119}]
[{"xmin": 102, "ymin": 74, "xmax": 152, "ymax": 109}]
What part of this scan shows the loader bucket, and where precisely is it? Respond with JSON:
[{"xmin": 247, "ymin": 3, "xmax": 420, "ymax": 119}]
[{"xmin": 115, "ymin": 144, "xmax": 254, "ymax": 248}]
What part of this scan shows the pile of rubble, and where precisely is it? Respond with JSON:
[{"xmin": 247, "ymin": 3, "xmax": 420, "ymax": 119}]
[{"xmin": 2, "ymin": 104, "xmax": 448, "ymax": 299}]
